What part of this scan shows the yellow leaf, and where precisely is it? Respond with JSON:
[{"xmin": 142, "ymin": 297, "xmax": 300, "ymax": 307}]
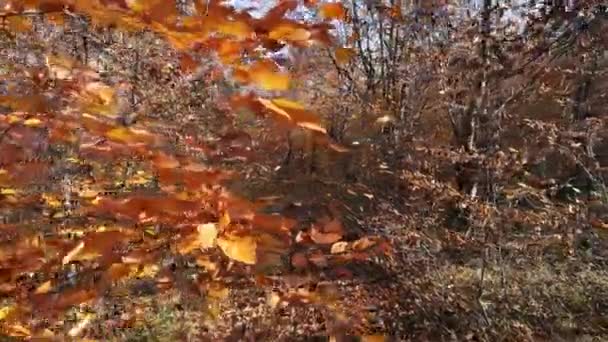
[
  {"xmin": 79, "ymin": 188, "xmax": 100, "ymax": 199},
  {"xmin": 258, "ymin": 98, "xmax": 326, "ymax": 133},
  {"xmin": 106, "ymin": 127, "xmax": 152, "ymax": 144},
  {"xmin": 197, "ymin": 223, "xmax": 218, "ymax": 250},
  {"xmin": 34, "ymin": 280, "xmax": 52, "ymax": 294},
  {"xmin": 0, "ymin": 305, "xmax": 15, "ymax": 321},
  {"xmin": 91, "ymin": 82, "xmax": 114, "ymax": 102},
  {"xmin": 6, "ymin": 323, "xmax": 31, "ymax": 337},
  {"xmin": 219, "ymin": 211, "xmax": 231, "ymax": 229},
  {"xmin": 63, "ymin": 241, "xmax": 85, "ymax": 265},
  {"xmin": 23, "ymin": 118, "xmax": 42, "ymax": 127},
  {"xmin": 42, "ymin": 193, "xmax": 62, "ymax": 208},
  {"xmin": 7, "ymin": 115, "xmax": 21, "ymax": 124},
  {"xmin": 0, "ymin": 188, "xmax": 17, "ymax": 195},
  {"xmin": 258, "ymin": 98, "xmax": 292, "ymax": 122},
  {"xmin": 247, "ymin": 61, "xmax": 290, "ymax": 91},
  {"xmin": 252, "ymin": 71, "xmax": 290, "ymax": 91},
  {"xmin": 271, "ymin": 98, "xmax": 306, "ymax": 110},
  {"xmin": 217, "ymin": 233, "xmax": 257, "ymax": 265}
]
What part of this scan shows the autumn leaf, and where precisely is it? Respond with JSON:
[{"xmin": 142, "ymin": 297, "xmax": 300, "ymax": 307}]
[
  {"xmin": 258, "ymin": 98, "xmax": 326, "ymax": 133},
  {"xmin": 335, "ymin": 47, "xmax": 355, "ymax": 65},
  {"xmin": 198, "ymin": 223, "xmax": 218, "ymax": 250},
  {"xmin": 330, "ymin": 241, "xmax": 348, "ymax": 254},
  {"xmin": 23, "ymin": 118, "xmax": 43, "ymax": 127},
  {"xmin": 319, "ymin": 3, "xmax": 346, "ymax": 20},
  {"xmin": 34, "ymin": 280, "xmax": 53, "ymax": 294},
  {"xmin": 216, "ymin": 19, "xmax": 253, "ymax": 40},
  {"xmin": 105, "ymin": 126, "xmax": 155, "ymax": 145},
  {"xmin": 217, "ymin": 39, "xmax": 243, "ymax": 64},
  {"xmin": 0, "ymin": 305, "xmax": 15, "ymax": 321},
  {"xmin": 269, "ymin": 24, "xmax": 311, "ymax": 42},
  {"xmin": 310, "ymin": 225, "xmax": 342, "ymax": 244},
  {"xmin": 217, "ymin": 233, "xmax": 257, "ymax": 265},
  {"xmin": 247, "ymin": 60, "xmax": 291, "ymax": 91}
]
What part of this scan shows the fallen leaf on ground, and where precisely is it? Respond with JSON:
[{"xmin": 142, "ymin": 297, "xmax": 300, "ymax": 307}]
[
  {"xmin": 217, "ymin": 233, "xmax": 257, "ymax": 265},
  {"xmin": 198, "ymin": 223, "xmax": 218, "ymax": 250}
]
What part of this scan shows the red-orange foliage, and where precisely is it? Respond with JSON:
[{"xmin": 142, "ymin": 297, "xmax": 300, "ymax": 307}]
[{"xmin": 0, "ymin": 0, "xmax": 391, "ymax": 337}]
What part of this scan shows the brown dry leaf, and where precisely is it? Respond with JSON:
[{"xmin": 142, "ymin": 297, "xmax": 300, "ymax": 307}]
[
  {"xmin": 319, "ymin": 3, "xmax": 346, "ymax": 20},
  {"xmin": 253, "ymin": 213, "xmax": 296, "ymax": 234},
  {"xmin": 106, "ymin": 263, "xmax": 132, "ymax": 282},
  {"xmin": 310, "ymin": 220, "xmax": 343, "ymax": 245},
  {"xmin": 217, "ymin": 233, "xmax": 257, "ymax": 265},
  {"xmin": 335, "ymin": 47, "xmax": 355, "ymax": 65},
  {"xmin": 352, "ymin": 236, "xmax": 377, "ymax": 251},
  {"xmin": 324, "ymin": 219, "xmax": 344, "ymax": 234},
  {"xmin": 291, "ymin": 252, "xmax": 309, "ymax": 269},
  {"xmin": 310, "ymin": 226, "xmax": 342, "ymax": 244}
]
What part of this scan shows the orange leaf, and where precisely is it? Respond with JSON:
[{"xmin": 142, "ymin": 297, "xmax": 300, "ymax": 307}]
[
  {"xmin": 179, "ymin": 53, "xmax": 199, "ymax": 73},
  {"xmin": 258, "ymin": 98, "xmax": 326, "ymax": 133},
  {"xmin": 319, "ymin": 3, "xmax": 346, "ymax": 20},
  {"xmin": 216, "ymin": 19, "xmax": 253, "ymax": 40},
  {"xmin": 269, "ymin": 23, "xmax": 311, "ymax": 42},
  {"xmin": 248, "ymin": 60, "xmax": 291, "ymax": 91},
  {"xmin": 310, "ymin": 224, "xmax": 342, "ymax": 244}
]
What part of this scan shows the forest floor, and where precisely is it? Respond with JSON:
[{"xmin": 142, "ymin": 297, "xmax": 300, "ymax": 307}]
[
  {"xmin": 111, "ymin": 154, "xmax": 608, "ymax": 342},
  {"xmin": 1, "ymin": 110, "xmax": 607, "ymax": 342}
]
